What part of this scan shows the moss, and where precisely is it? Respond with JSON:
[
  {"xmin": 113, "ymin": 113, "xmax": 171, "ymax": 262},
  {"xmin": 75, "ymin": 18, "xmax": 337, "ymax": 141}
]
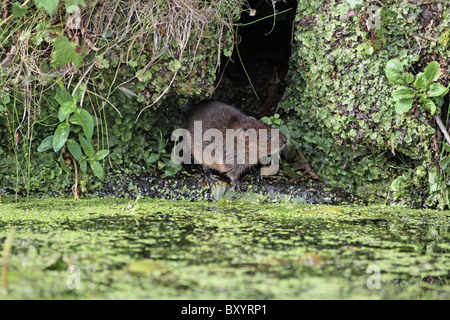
[{"xmin": 281, "ymin": 0, "xmax": 450, "ymax": 207}]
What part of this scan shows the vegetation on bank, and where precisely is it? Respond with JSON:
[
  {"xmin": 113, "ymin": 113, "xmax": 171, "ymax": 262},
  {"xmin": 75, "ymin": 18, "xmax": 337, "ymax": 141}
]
[
  {"xmin": 281, "ymin": 0, "xmax": 450, "ymax": 208},
  {"xmin": 0, "ymin": 0, "xmax": 239, "ymax": 198},
  {"xmin": 0, "ymin": 0, "xmax": 449, "ymax": 208}
]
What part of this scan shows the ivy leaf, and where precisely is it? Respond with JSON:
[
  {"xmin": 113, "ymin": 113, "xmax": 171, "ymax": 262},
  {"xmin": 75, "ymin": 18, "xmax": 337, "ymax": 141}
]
[
  {"xmin": 427, "ymin": 83, "xmax": 449, "ymax": 97},
  {"xmin": 421, "ymin": 98, "xmax": 437, "ymax": 115},
  {"xmin": 94, "ymin": 56, "xmax": 109, "ymax": 69},
  {"xmin": 89, "ymin": 160, "xmax": 104, "ymax": 180},
  {"xmin": 66, "ymin": 138, "xmax": 82, "ymax": 160},
  {"xmin": 53, "ymin": 122, "xmax": 70, "ymax": 152},
  {"xmin": 223, "ymin": 48, "xmax": 232, "ymax": 57},
  {"xmin": 37, "ymin": 135, "xmax": 54, "ymax": 152},
  {"xmin": 74, "ymin": 109, "xmax": 94, "ymax": 141},
  {"xmin": 137, "ymin": 70, "xmax": 152, "ymax": 82},
  {"xmin": 50, "ymin": 35, "xmax": 82, "ymax": 68},
  {"xmin": 58, "ymin": 101, "xmax": 77, "ymax": 122},
  {"xmin": 395, "ymin": 99, "xmax": 413, "ymax": 114},
  {"xmin": 12, "ymin": 2, "xmax": 28, "ymax": 18},
  {"xmin": 34, "ymin": 0, "xmax": 60, "ymax": 15},
  {"xmin": 424, "ymin": 61, "xmax": 440, "ymax": 83},
  {"xmin": 385, "ymin": 59, "xmax": 405, "ymax": 85},
  {"xmin": 169, "ymin": 59, "xmax": 182, "ymax": 72}
]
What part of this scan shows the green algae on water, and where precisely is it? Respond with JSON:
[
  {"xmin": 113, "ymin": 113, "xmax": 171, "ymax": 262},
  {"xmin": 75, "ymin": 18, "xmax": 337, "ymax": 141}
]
[{"xmin": 0, "ymin": 197, "xmax": 449, "ymax": 299}]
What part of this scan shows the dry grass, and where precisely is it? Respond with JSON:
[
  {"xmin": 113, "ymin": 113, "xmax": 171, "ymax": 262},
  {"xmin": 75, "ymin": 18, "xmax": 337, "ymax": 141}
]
[
  {"xmin": 0, "ymin": 0, "xmax": 240, "ymax": 198},
  {"xmin": 1, "ymin": 0, "xmax": 239, "ymax": 115}
]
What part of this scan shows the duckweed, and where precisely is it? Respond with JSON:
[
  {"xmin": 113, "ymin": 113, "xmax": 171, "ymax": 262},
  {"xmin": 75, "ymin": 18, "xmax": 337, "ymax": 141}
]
[{"xmin": 0, "ymin": 197, "xmax": 449, "ymax": 299}]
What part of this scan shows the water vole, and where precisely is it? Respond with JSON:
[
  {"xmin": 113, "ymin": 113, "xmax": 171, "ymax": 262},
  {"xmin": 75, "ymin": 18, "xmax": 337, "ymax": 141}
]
[{"xmin": 187, "ymin": 101, "xmax": 286, "ymax": 192}]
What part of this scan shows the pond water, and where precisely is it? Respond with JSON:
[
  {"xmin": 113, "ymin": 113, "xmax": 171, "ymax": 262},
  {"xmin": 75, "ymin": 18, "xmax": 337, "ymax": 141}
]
[{"xmin": 0, "ymin": 197, "xmax": 449, "ymax": 300}]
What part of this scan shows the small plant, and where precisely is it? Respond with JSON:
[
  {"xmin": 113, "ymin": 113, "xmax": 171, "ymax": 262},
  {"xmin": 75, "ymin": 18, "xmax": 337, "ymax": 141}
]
[
  {"xmin": 37, "ymin": 85, "xmax": 108, "ymax": 199},
  {"xmin": 385, "ymin": 59, "xmax": 450, "ymax": 209},
  {"xmin": 385, "ymin": 59, "xmax": 449, "ymax": 115},
  {"xmin": 147, "ymin": 131, "xmax": 181, "ymax": 177},
  {"xmin": 260, "ymin": 114, "xmax": 290, "ymax": 140}
]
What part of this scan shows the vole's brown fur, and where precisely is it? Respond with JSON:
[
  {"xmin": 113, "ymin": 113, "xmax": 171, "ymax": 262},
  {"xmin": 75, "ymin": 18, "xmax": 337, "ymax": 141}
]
[{"xmin": 187, "ymin": 101, "xmax": 287, "ymax": 192}]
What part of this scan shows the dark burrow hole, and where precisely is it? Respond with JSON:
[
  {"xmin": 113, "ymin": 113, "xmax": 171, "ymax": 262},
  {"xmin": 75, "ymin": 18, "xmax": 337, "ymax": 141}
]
[{"xmin": 212, "ymin": 0, "xmax": 298, "ymax": 117}]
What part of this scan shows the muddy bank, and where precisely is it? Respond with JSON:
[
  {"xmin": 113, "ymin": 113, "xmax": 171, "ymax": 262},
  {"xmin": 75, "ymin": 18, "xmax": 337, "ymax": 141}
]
[{"xmin": 96, "ymin": 173, "xmax": 363, "ymax": 205}]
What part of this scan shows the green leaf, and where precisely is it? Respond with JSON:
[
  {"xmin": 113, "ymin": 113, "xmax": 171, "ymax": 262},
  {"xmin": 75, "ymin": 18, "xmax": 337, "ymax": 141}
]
[
  {"xmin": 55, "ymin": 86, "xmax": 73, "ymax": 105},
  {"xmin": 165, "ymin": 168, "xmax": 177, "ymax": 177},
  {"xmin": 68, "ymin": 114, "xmax": 79, "ymax": 125},
  {"xmin": 59, "ymin": 153, "xmax": 71, "ymax": 174},
  {"xmin": 148, "ymin": 153, "xmax": 159, "ymax": 164},
  {"xmin": 79, "ymin": 134, "xmax": 95, "ymax": 158},
  {"xmin": 12, "ymin": 2, "xmax": 28, "ymax": 18},
  {"xmin": 35, "ymin": 0, "xmax": 60, "ymax": 15},
  {"xmin": 169, "ymin": 59, "xmax": 181, "ymax": 72},
  {"xmin": 346, "ymin": 0, "xmax": 363, "ymax": 9},
  {"xmin": 434, "ymin": 96, "xmax": 444, "ymax": 108},
  {"xmin": 66, "ymin": 139, "xmax": 82, "ymax": 160},
  {"xmin": 94, "ymin": 149, "xmax": 109, "ymax": 160},
  {"xmin": 137, "ymin": 70, "xmax": 152, "ymax": 82},
  {"xmin": 395, "ymin": 99, "xmax": 413, "ymax": 114},
  {"xmin": 73, "ymin": 82, "xmax": 86, "ymax": 104},
  {"xmin": 413, "ymin": 73, "xmax": 427, "ymax": 90},
  {"xmin": 50, "ymin": 35, "xmax": 82, "ymax": 68},
  {"xmin": 38, "ymin": 135, "xmax": 54, "ymax": 152},
  {"xmin": 89, "ymin": 160, "xmax": 104, "ymax": 180},
  {"xmin": 392, "ymin": 87, "xmax": 416, "ymax": 101},
  {"xmin": 422, "ymin": 98, "xmax": 436, "ymax": 115},
  {"xmin": 424, "ymin": 61, "xmax": 440, "ymax": 82},
  {"xmin": 427, "ymin": 83, "xmax": 449, "ymax": 97},
  {"xmin": 58, "ymin": 101, "xmax": 77, "ymax": 122},
  {"xmin": 441, "ymin": 157, "xmax": 449, "ymax": 170},
  {"xmin": 74, "ymin": 109, "xmax": 94, "ymax": 140},
  {"xmin": 402, "ymin": 73, "xmax": 414, "ymax": 84},
  {"xmin": 79, "ymin": 157, "xmax": 87, "ymax": 172},
  {"xmin": 65, "ymin": 0, "xmax": 86, "ymax": 9},
  {"xmin": 223, "ymin": 48, "xmax": 232, "ymax": 57},
  {"xmin": 443, "ymin": 143, "xmax": 450, "ymax": 153},
  {"xmin": 1, "ymin": 92, "xmax": 10, "ymax": 104},
  {"xmin": 385, "ymin": 59, "xmax": 405, "ymax": 85},
  {"xmin": 53, "ymin": 122, "xmax": 70, "ymax": 152},
  {"xmin": 94, "ymin": 56, "xmax": 109, "ymax": 69}
]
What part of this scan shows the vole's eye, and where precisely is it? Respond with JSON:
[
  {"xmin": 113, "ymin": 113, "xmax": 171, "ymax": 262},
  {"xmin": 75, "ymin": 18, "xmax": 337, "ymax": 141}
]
[{"xmin": 267, "ymin": 134, "xmax": 272, "ymax": 139}]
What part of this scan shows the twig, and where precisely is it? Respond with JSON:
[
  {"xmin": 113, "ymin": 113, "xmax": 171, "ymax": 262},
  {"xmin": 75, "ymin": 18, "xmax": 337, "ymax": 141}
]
[
  {"xmin": 393, "ymin": 25, "xmax": 438, "ymax": 42},
  {"xmin": 136, "ymin": 70, "xmax": 179, "ymax": 122},
  {"xmin": 435, "ymin": 114, "xmax": 450, "ymax": 145},
  {"xmin": 70, "ymin": 154, "xmax": 79, "ymax": 201},
  {"xmin": 265, "ymin": 0, "xmax": 277, "ymax": 36}
]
